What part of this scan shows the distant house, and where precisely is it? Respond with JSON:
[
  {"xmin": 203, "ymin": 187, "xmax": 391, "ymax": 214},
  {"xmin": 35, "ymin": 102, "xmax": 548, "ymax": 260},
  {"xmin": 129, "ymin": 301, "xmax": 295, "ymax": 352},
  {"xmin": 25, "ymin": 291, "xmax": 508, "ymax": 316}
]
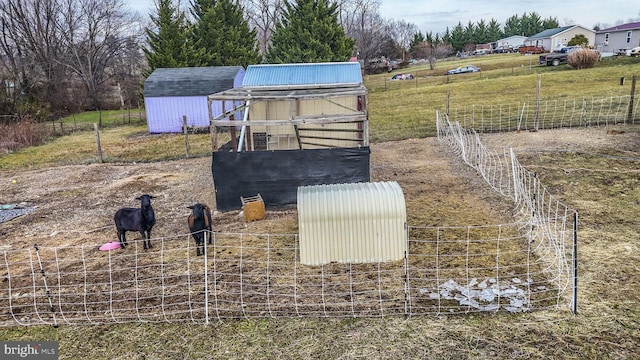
[
  {"xmin": 143, "ymin": 66, "xmax": 245, "ymax": 133},
  {"xmin": 525, "ymin": 25, "xmax": 596, "ymax": 52},
  {"xmin": 595, "ymin": 22, "xmax": 640, "ymax": 54},
  {"xmin": 494, "ymin": 35, "xmax": 527, "ymax": 49}
]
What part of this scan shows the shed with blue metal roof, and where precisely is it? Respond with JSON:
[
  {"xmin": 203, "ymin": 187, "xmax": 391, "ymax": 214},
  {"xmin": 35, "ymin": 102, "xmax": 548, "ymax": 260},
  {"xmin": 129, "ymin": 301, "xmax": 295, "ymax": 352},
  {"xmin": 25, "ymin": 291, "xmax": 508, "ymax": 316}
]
[
  {"xmin": 206, "ymin": 62, "xmax": 370, "ymax": 211},
  {"xmin": 208, "ymin": 62, "xmax": 368, "ymax": 151}
]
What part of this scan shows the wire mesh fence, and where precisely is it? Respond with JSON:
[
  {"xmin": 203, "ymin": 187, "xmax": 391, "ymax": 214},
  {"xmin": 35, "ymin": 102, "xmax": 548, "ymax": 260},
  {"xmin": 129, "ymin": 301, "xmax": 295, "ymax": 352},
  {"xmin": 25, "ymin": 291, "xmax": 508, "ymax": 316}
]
[
  {"xmin": 447, "ymin": 95, "xmax": 640, "ymax": 133},
  {"xmin": 0, "ymin": 116, "xmax": 577, "ymax": 326}
]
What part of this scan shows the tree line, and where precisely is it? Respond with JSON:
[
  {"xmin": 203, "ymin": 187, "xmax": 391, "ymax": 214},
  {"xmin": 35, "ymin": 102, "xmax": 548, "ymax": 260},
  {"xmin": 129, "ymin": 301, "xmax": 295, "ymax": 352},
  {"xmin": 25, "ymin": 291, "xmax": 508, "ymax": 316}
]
[{"xmin": 0, "ymin": 0, "xmax": 564, "ymax": 123}]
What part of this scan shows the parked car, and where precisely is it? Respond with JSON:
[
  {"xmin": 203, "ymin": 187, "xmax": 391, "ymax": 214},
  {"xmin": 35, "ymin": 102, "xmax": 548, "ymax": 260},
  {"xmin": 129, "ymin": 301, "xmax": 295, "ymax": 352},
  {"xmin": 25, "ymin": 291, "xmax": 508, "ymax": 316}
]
[
  {"xmin": 629, "ymin": 46, "xmax": 640, "ymax": 57},
  {"xmin": 391, "ymin": 73, "xmax": 414, "ymax": 80},
  {"xmin": 445, "ymin": 65, "xmax": 481, "ymax": 75},
  {"xmin": 493, "ymin": 46, "xmax": 514, "ymax": 53}
]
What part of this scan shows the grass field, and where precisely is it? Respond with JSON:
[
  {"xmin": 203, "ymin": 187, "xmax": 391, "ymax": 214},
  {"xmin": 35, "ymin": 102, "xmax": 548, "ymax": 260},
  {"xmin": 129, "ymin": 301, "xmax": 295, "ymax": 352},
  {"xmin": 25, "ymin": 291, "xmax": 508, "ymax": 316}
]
[{"xmin": 1, "ymin": 54, "xmax": 639, "ymax": 359}]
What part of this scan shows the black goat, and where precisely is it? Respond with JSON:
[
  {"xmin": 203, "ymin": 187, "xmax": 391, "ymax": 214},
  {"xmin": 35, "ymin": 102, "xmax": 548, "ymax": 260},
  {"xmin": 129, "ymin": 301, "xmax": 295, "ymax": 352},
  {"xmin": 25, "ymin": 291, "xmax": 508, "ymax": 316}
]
[
  {"xmin": 114, "ymin": 194, "xmax": 156, "ymax": 250},
  {"xmin": 187, "ymin": 203, "xmax": 212, "ymax": 256}
]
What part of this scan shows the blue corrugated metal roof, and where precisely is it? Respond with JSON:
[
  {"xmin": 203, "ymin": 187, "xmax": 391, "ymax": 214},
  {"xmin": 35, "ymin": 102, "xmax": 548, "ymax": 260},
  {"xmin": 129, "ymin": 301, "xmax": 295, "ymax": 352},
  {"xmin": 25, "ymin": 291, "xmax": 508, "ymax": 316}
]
[{"xmin": 242, "ymin": 62, "xmax": 362, "ymax": 87}]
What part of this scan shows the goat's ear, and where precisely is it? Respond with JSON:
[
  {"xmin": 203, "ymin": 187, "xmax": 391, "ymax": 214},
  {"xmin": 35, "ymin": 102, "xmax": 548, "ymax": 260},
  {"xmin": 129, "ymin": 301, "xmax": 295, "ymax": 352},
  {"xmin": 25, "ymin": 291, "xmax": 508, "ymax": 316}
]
[
  {"xmin": 135, "ymin": 196, "xmax": 141, "ymax": 201},
  {"xmin": 187, "ymin": 205, "xmax": 194, "ymax": 209},
  {"xmin": 149, "ymin": 195, "xmax": 155, "ymax": 199}
]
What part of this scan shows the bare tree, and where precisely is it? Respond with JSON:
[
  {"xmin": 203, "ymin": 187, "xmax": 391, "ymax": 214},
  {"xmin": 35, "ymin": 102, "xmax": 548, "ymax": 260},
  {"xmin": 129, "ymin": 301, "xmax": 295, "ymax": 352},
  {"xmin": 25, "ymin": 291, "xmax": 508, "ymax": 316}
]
[
  {"xmin": 339, "ymin": 0, "xmax": 388, "ymax": 62},
  {"xmin": 389, "ymin": 19, "xmax": 418, "ymax": 61},
  {"xmin": 0, "ymin": 0, "xmax": 143, "ymax": 117},
  {"xmin": 0, "ymin": 0, "xmax": 69, "ymax": 116},
  {"xmin": 59, "ymin": 0, "xmax": 143, "ymax": 110},
  {"xmin": 243, "ymin": 0, "xmax": 283, "ymax": 55}
]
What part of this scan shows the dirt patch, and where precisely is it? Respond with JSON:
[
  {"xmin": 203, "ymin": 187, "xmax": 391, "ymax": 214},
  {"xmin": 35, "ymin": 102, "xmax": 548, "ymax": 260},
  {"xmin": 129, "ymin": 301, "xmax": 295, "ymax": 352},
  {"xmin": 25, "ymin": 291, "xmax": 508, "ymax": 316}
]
[{"xmin": 0, "ymin": 126, "xmax": 637, "ymax": 251}]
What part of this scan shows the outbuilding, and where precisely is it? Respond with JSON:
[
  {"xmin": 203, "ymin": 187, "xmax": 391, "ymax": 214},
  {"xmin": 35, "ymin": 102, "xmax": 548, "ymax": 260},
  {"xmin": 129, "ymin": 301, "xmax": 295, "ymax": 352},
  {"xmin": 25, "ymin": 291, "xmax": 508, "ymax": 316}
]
[
  {"xmin": 143, "ymin": 66, "xmax": 245, "ymax": 133},
  {"xmin": 207, "ymin": 62, "xmax": 370, "ymax": 211}
]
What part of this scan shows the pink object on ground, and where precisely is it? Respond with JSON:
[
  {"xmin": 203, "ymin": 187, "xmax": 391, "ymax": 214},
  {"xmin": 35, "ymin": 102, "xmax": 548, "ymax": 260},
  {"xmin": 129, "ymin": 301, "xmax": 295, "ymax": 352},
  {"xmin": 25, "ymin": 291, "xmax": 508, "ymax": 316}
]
[{"xmin": 99, "ymin": 241, "xmax": 121, "ymax": 251}]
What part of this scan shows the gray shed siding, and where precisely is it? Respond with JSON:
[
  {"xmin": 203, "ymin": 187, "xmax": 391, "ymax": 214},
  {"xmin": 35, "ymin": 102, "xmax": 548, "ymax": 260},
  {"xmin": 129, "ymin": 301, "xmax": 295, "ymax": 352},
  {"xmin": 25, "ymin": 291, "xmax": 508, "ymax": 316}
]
[{"xmin": 144, "ymin": 66, "xmax": 244, "ymax": 133}]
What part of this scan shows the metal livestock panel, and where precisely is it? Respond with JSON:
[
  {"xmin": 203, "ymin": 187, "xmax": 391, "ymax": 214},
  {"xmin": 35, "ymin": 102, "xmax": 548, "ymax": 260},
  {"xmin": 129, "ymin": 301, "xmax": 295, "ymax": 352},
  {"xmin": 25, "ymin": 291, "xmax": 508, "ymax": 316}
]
[{"xmin": 297, "ymin": 181, "xmax": 407, "ymax": 266}]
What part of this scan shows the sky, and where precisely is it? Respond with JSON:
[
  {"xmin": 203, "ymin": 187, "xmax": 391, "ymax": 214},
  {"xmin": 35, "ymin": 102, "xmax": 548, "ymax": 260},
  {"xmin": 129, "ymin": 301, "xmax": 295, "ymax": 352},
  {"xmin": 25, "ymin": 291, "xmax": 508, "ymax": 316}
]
[{"xmin": 129, "ymin": 0, "xmax": 640, "ymax": 35}]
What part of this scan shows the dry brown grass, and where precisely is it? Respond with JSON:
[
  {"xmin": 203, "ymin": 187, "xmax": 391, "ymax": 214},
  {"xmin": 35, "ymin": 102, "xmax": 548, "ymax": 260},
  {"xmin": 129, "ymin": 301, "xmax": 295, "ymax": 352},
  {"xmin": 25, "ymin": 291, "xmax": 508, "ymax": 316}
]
[
  {"xmin": 1, "ymin": 54, "xmax": 640, "ymax": 358},
  {"xmin": 1, "ymin": 126, "xmax": 639, "ymax": 359},
  {"xmin": 0, "ymin": 118, "xmax": 48, "ymax": 154}
]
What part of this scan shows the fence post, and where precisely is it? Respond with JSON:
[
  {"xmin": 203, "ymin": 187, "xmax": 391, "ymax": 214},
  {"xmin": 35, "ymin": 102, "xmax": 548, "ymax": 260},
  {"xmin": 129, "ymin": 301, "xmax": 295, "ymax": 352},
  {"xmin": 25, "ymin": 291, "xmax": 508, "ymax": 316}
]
[
  {"xmin": 628, "ymin": 76, "xmax": 637, "ymax": 123},
  {"xmin": 94, "ymin": 123, "xmax": 103, "ymax": 163},
  {"xmin": 446, "ymin": 90, "xmax": 450, "ymax": 116},
  {"xmin": 183, "ymin": 115, "xmax": 190, "ymax": 158}
]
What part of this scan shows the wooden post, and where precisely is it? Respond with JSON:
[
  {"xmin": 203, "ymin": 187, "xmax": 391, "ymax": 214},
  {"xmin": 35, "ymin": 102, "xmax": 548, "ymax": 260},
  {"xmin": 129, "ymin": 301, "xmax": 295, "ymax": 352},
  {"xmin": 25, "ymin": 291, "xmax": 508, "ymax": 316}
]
[
  {"xmin": 446, "ymin": 90, "xmax": 450, "ymax": 116},
  {"xmin": 229, "ymin": 114, "xmax": 238, "ymax": 152},
  {"xmin": 208, "ymin": 97, "xmax": 218, "ymax": 152},
  {"xmin": 183, "ymin": 115, "xmax": 190, "ymax": 158},
  {"xmin": 94, "ymin": 123, "xmax": 103, "ymax": 163},
  {"xmin": 628, "ymin": 76, "xmax": 637, "ymax": 123}
]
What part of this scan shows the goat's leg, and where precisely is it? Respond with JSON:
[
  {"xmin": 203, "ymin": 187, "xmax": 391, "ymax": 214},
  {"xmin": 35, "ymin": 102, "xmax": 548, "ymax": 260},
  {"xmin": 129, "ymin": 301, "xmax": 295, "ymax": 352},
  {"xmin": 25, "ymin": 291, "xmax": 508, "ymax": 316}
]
[
  {"xmin": 194, "ymin": 236, "xmax": 201, "ymax": 256},
  {"xmin": 140, "ymin": 231, "xmax": 149, "ymax": 250},
  {"xmin": 146, "ymin": 230, "xmax": 153, "ymax": 249},
  {"xmin": 119, "ymin": 231, "xmax": 127, "ymax": 248}
]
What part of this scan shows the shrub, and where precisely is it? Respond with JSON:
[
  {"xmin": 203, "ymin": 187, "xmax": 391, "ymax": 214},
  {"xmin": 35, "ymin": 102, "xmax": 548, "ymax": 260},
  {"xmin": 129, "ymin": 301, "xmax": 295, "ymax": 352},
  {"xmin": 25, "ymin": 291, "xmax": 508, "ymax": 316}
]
[
  {"xmin": 567, "ymin": 49, "xmax": 600, "ymax": 69},
  {"xmin": 0, "ymin": 117, "xmax": 47, "ymax": 154}
]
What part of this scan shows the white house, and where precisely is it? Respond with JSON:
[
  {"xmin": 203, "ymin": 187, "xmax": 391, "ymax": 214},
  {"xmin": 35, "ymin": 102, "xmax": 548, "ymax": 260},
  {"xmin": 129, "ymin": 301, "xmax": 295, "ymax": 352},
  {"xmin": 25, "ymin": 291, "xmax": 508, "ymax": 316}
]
[
  {"xmin": 525, "ymin": 25, "xmax": 596, "ymax": 52},
  {"xmin": 595, "ymin": 22, "xmax": 640, "ymax": 55},
  {"xmin": 494, "ymin": 35, "xmax": 527, "ymax": 49}
]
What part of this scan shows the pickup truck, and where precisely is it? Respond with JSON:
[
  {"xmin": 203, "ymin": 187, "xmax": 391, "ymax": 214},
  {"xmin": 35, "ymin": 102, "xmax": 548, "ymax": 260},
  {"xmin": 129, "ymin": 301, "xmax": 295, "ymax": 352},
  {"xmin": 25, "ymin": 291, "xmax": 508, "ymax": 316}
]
[
  {"xmin": 518, "ymin": 45, "xmax": 546, "ymax": 54},
  {"xmin": 539, "ymin": 46, "xmax": 580, "ymax": 66},
  {"xmin": 539, "ymin": 53, "xmax": 569, "ymax": 66}
]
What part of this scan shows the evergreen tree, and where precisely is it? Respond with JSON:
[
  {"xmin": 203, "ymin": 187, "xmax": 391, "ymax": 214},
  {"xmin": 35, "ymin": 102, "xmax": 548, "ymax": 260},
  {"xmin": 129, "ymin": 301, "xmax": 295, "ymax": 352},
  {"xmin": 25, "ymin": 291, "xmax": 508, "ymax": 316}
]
[
  {"xmin": 475, "ymin": 19, "xmax": 489, "ymax": 44},
  {"xmin": 463, "ymin": 21, "xmax": 476, "ymax": 47},
  {"xmin": 449, "ymin": 23, "xmax": 465, "ymax": 51},
  {"xmin": 265, "ymin": 0, "xmax": 355, "ymax": 63},
  {"xmin": 190, "ymin": 0, "xmax": 261, "ymax": 67},
  {"xmin": 542, "ymin": 17, "xmax": 560, "ymax": 30},
  {"xmin": 409, "ymin": 31, "xmax": 425, "ymax": 53},
  {"xmin": 441, "ymin": 28, "xmax": 451, "ymax": 44},
  {"xmin": 487, "ymin": 19, "xmax": 503, "ymax": 42},
  {"xmin": 144, "ymin": 0, "xmax": 193, "ymax": 76},
  {"xmin": 424, "ymin": 32, "xmax": 433, "ymax": 45},
  {"xmin": 504, "ymin": 15, "xmax": 521, "ymax": 36}
]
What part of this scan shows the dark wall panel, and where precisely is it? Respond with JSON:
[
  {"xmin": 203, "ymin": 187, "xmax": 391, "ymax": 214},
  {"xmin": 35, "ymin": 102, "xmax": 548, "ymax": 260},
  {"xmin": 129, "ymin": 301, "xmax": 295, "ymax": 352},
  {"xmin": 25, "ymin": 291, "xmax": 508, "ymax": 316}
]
[{"xmin": 212, "ymin": 147, "xmax": 370, "ymax": 211}]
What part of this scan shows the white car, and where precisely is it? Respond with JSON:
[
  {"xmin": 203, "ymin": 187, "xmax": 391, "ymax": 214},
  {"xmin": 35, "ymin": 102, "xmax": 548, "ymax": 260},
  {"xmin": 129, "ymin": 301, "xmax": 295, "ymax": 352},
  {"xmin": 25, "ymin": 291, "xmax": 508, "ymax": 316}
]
[{"xmin": 628, "ymin": 46, "xmax": 640, "ymax": 57}]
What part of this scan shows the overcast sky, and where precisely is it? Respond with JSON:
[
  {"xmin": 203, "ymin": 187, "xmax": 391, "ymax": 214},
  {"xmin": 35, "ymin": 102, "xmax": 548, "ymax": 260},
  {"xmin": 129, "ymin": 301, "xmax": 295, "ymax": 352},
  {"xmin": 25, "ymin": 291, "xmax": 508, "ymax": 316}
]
[{"xmin": 129, "ymin": 0, "xmax": 640, "ymax": 35}]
